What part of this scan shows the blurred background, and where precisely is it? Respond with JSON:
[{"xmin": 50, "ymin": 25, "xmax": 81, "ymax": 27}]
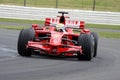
[{"xmin": 0, "ymin": 0, "xmax": 120, "ymax": 12}]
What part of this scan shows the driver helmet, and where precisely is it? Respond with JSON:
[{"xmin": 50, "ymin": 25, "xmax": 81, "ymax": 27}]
[{"xmin": 56, "ymin": 23, "xmax": 64, "ymax": 31}]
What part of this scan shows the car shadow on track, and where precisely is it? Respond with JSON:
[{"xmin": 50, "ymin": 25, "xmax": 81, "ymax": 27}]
[{"xmin": 18, "ymin": 54, "xmax": 97, "ymax": 62}]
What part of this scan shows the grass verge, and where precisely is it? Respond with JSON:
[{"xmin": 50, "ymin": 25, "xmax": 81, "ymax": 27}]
[
  {"xmin": 0, "ymin": 18, "xmax": 44, "ymax": 24},
  {"xmin": 0, "ymin": 18, "xmax": 120, "ymax": 30},
  {"xmin": 0, "ymin": 25, "xmax": 120, "ymax": 39},
  {"xmin": 0, "ymin": 18, "xmax": 120, "ymax": 39},
  {"xmin": 0, "ymin": 25, "xmax": 30, "ymax": 30},
  {"xmin": 0, "ymin": 0, "xmax": 120, "ymax": 12},
  {"xmin": 99, "ymin": 32, "xmax": 120, "ymax": 39},
  {"xmin": 86, "ymin": 24, "xmax": 120, "ymax": 30}
]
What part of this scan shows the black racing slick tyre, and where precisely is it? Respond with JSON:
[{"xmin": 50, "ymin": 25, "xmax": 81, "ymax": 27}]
[
  {"xmin": 78, "ymin": 34, "xmax": 94, "ymax": 61},
  {"xmin": 91, "ymin": 32, "xmax": 98, "ymax": 57},
  {"xmin": 17, "ymin": 28, "xmax": 35, "ymax": 57}
]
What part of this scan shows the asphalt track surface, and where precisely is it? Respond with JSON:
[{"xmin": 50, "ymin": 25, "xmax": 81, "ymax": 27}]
[{"xmin": 0, "ymin": 28, "xmax": 120, "ymax": 80}]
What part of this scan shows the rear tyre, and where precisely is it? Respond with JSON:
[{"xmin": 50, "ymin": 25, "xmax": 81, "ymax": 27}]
[
  {"xmin": 17, "ymin": 28, "xmax": 35, "ymax": 57},
  {"xmin": 78, "ymin": 34, "xmax": 94, "ymax": 61},
  {"xmin": 91, "ymin": 32, "xmax": 98, "ymax": 57}
]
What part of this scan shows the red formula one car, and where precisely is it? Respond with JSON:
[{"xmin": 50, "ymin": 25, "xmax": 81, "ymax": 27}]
[{"xmin": 17, "ymin": 12, "xmax": 98, "ymax": 61}]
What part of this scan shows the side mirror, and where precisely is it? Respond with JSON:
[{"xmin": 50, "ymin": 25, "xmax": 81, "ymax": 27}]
[
  {"xmin": 45, "ymin": 18, "xmax": 51, "ymax": 26},
  {"xmin": 32, "ymin": 24, "xmax": 38, "ymax": 29},
  {"xmin": 80, "ymin": 21, "xmax": 85, "ymax": 29}
]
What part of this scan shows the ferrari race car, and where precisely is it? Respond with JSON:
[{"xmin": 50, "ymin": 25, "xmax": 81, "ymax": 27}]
[{"xmin": 17, "ymin": 11, "xmax": 98, "ymax": 61}]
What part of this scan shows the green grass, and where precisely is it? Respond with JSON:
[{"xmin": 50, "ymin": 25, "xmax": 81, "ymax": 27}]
[
  {"xmin": 0, "ymin": 18, "xmax": 120, "ymax": 39},
  {"xmin": 0, "ymin": 18, "xmax": 120, "ymax": 30},
  {"xmin": 0, "ymin": 24, "xmax": 30, "ymax": 30},
  {"xmin": 0, "ymin": 18, "xmax": 44, "ymax": 24},
  {"xmin": 1, "ymin": 24, "xmax": 120, "ymax": 39},
  {"xmin": 99, "ymin": 32, "xmax": 120, "ymax": 39},
  {"xmin": 0, "ymin": 0, "xmax": 120, "ymax": 12},
  {"xmin": 86, "ymin": 24, "xmax": 120, "ymax": 30}
]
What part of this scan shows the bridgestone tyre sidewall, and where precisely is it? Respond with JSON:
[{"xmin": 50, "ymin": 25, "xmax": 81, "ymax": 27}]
[
  {"xmin": 78, "ymin": 34, "xmax": 94, "ymax": 61},
  {"xmin": 91, "ymin": 32, "xmax": 98, "ymax": 57},
  {"xmin": 17, "ymin": 28, "xmax": 35, "ymax": 57}
]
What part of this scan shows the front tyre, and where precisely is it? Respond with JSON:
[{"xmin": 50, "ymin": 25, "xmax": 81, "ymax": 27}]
[
  {"xmin": 17, "ymin": 28, "xmax": 35, "ymax": 57},
  {"xmin": 78, "ymin": 34, "xmax": 94, "ymax": 61}
]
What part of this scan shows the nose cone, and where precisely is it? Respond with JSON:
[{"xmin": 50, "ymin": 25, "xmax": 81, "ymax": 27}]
[{"xmin": 50, "ymin": 33, "xmax": 62, "ymax": 46}]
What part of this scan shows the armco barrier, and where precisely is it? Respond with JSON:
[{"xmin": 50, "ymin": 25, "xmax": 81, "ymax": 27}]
[{"xmin": 0, "ymin": 5, "xmax": 120, "ymax": 25}]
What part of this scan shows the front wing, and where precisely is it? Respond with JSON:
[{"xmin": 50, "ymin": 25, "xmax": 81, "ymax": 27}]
[{"xmin": 27, "ymin": 41, "xmax": 82, "ymax": 57}]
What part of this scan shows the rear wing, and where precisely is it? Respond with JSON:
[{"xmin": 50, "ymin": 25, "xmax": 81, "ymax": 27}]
[{"xmin": 45, "ymin": 18, "xmax": 85, "ymax": 29}]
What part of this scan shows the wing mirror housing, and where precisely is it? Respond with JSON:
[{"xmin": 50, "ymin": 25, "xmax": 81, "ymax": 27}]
[
  {"xmin": 45, "ymin": 18, "xmax": 51, "ymax": 26},
  {"xmin": 32, "ymin": 24, "xmax": 38, "ymax": 29},
  {"xmin": 79, "ymin": 21, "xmax": 85, "ymax": 29}
]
